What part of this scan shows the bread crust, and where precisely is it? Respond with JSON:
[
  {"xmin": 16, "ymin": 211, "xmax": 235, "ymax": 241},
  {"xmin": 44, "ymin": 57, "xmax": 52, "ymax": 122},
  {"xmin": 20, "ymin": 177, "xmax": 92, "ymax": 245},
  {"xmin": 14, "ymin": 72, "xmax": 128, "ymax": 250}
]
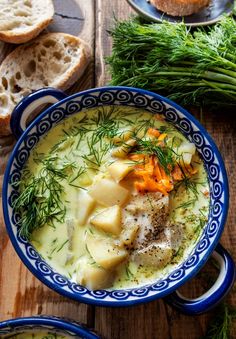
[
  {"xmin": 0, "ymin": 33, "xmax": 91, "ymax": 136},
  {"xmin": 0, "ymin": 17, "xmax": 53, "ymax": 44},
  {"xmin": 0, "ymin": 114, "xmax": 11, "ymax": 136},
  {"xmin": 150, "ymin": 0, "xmax": 210, "ymax": 16},
  {"xmin": 50, "ymin": 34, "xmax": 91, "ymax": 91},
  {"xmin": 0, "ymin": 0, "xmax": 54, "ymax": 44}
]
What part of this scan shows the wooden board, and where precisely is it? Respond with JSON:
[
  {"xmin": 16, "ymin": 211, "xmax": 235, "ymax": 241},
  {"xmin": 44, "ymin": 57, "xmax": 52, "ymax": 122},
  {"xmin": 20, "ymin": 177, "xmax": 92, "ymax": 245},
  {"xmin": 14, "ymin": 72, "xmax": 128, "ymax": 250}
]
[{"xmin": 0, "ymin": 0, "xmax": 236, "ymax": 338}]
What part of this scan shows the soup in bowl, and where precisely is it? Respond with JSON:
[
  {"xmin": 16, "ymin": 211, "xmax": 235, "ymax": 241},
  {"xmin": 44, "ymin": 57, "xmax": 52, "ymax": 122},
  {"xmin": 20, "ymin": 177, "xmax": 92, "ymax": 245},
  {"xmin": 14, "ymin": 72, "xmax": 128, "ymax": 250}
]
[
  {"xmin": 3, "ymin": 86, "xmax": 235, "ymax": 314},
  {"xmin": 0, "ymin": 316, "xmax": 99, "ymax": 339}
]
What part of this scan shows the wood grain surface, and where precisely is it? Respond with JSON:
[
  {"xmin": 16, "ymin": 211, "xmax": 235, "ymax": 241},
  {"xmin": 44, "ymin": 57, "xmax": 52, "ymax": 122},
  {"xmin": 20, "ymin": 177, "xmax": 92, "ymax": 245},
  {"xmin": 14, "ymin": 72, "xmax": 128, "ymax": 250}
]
[{"xmin": 0, "ymin": 1, "xmax": 235, "ymax": 338}]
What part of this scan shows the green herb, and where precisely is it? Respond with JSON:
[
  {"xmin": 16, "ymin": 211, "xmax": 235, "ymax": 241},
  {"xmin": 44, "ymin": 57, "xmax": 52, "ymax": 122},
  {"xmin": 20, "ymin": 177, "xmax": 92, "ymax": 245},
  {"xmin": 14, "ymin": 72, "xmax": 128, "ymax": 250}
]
[
  {"xmin": 203, "ymin": 303, "xmax": 236, "ymax": 339},
  {"xmin": 56, "ymin": 239, "xmax": 69, "ymax": 252},
  {"xmin": 174, "ymin": 168, "xmax": 201, "ymax": 199},
  {"xmin": 108, "ymin": 17, "xmax": 236, "ymax": 107},
  {"xmin": 125, "ymin": 266, "xmax": 134, "ymax": 280},
  {"xmin": 42, "ymin": 334, "xmax": 63, "ymax": 339},
  {"xmin": 91, "ymin": 106, "xmax": 119, "ymax": 139},
  {"xmin": 13, "ymin": 156, "xmax": 76, "ymax": 240},
  {"xmin": 176, "ymin": 199, "xmax": 197, "ymax": 210},
  {"xmin": 133, "ymin": 137, "xmax": 175, "ymax": 174},
  {"xmin": 82, "ymin": 134, "xmax": 111, "ymax": 169},
  {"xmin": 69, "ymin": 166, "xmax": 86, "ymax": 184}
]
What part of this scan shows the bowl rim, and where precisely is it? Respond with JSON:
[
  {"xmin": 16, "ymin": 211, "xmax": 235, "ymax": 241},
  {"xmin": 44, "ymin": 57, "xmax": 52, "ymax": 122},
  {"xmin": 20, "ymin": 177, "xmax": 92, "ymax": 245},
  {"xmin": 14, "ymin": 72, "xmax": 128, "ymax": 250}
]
[
  {"xmin": 0, "ymin": 315, "xmax": 99, "ymax": 338},
  {"xmin": 2, "ymin": 86, "xmax": 229, "ymax": 306}
]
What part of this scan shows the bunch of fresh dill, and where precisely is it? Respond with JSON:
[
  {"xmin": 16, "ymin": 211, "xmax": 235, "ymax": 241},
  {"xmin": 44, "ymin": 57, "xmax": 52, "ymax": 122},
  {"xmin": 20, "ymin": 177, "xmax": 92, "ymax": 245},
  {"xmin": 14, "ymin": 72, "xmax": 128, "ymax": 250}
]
[
  {"xmin": 203, "ymin": 303, "xmax": 236, "ymax": 339},
  {"xmin": 108, "ymin": 16, "xmax": 236, "ymax": 108}
]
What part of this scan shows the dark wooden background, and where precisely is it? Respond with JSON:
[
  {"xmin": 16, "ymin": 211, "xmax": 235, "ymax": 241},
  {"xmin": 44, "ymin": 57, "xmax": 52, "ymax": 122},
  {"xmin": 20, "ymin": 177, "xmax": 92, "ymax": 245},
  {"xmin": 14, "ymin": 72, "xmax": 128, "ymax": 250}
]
[{"xmin": 0, "ymin": 1, "xmax": 235, "ymax": 338}]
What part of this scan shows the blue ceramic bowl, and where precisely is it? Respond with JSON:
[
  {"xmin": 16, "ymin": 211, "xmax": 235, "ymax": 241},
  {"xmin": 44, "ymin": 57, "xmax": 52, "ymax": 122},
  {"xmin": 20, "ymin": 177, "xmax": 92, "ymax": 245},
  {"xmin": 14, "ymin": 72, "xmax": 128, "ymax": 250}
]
[
  {"xmin": 0, "ymin": 316, "xmax": 99, "ymax": 338},
  {"xmin": 3, "ymin": 86, "xmax": 235, "ymax": 314}
]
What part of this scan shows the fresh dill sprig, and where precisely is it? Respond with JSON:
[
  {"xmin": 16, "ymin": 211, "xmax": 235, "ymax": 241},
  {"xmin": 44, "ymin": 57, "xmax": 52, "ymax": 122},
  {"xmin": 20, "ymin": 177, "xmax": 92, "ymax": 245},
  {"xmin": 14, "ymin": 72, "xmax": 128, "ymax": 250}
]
[{"xmin": 203, "ymin": 303, "xmax": 236, "ymax": 339}]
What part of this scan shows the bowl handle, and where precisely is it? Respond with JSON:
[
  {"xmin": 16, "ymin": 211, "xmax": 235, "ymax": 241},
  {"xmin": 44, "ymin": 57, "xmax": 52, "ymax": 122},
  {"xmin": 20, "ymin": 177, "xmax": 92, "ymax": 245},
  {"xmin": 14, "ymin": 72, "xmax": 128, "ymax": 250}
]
[
  {"xmin": 164, "ymin": 244, "xmax": 235, "ymax": 315},
  {"xmin": 10, "ymin": 88, "xmax": 67, "ymax": 139}
]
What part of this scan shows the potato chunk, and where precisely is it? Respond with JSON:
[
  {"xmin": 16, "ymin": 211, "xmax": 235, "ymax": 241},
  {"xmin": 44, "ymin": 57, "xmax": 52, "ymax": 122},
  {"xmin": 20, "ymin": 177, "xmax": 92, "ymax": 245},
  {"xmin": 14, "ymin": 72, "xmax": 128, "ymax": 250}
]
[
  {"xmin": 77, "ymin": 190, "xmax": 95, "ymax": 225},
  {"xmin": 77, "ymin": 264, "xmax": 113, "ymax": 290},
  {"xmin": 86, "ymin": 235, "xmax": 128, "ymax": 269},
  {"xmin": 89, "ymin": 178, "xmax": 129, "ymax": 206},
  {"xmin": 112, "ymin": 138, "xmax": 136, "ymax": 158},
  {"xmin": 90, "ymin": 205, "xmax": 122, "ymax": 235},
  {"xmin": 177, "ymin": 141, "xmax": 196, "ymax": 165},
  {"xmin": 112, "ymin": 128, "xmax": 134, "ymax": 144},
  {"xmin": 108, "ymin": 160, "xmax": 134, "ymax": 182}
]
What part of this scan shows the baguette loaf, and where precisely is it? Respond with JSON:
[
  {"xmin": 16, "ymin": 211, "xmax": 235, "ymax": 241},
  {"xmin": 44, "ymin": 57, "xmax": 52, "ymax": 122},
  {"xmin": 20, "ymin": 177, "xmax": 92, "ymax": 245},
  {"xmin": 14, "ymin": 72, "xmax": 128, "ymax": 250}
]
[
  {"xmin": 150, "ymin": 0, "xmax": 210, "ymax": 16},
  {"xmin": 0, "ymin": 0, "xmax": 54, "ymax": 44},
  {"xmin": 0, "ymin": 33, "xmax": 90, "ymax": 136}
]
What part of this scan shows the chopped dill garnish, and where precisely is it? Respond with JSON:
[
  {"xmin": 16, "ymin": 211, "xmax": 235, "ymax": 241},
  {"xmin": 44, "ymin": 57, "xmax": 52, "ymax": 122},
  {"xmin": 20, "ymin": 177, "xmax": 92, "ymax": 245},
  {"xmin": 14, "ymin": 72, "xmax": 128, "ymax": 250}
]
[
  {"xmin": 174, "ymin": 167, "xmax": 203, "ymax": 201},
  {"xmin": 82, "ymin": 134, "xmax": 111, "ymax": 169},
  {"xmin": 56, "ymin": 239, "xmax": 69, "ymax": 252},
  {"xmin": 159, "ymin": 125, "xmax": 176, "ymax": 134},
  {"xmin": 125, "ymin": 266, "xmax": 134, "ymax": 280},
  {"xmin": 176, "ymin": 199, "xmax": 197, "ymax": 210},
  {"xmin": 69, "ymin": 166, "xmax": 86, "ymax": 184},
  {"xmin": 133, "ymin": 137, "xmax": 175, "ymax": 174},
  {"xmin": 88, "ymin": 228, "xmax": 94, "ymax": 234},
  {"xmin": 95, "ymin": 107, "xmax": 119, "ymax": 139},
  {"xmin": 42, "ymin": 333, "xmax": 62, "ymax": 339},
  {"xmin": 13, "ymin": 156, "xmax": 77, "ymax": 240}
]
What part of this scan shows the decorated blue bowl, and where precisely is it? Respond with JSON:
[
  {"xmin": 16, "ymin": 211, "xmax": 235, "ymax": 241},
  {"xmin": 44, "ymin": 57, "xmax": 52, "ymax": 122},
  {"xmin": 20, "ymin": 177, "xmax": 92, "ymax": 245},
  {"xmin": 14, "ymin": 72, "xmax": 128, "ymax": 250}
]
[
  {"xmin": 0, "ymin": 316, "xmax": 99, "ymax": 338},
  {"xmin": 3, "ymin": 86, "xmax": 235, "ymax": 314}
]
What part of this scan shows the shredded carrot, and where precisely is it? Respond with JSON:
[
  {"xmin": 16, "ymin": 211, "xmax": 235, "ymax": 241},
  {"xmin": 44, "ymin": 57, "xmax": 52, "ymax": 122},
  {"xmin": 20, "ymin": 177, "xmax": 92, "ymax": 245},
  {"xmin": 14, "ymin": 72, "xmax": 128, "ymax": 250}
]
[
  {"xmin": 172, "ymin": 165, "xmax": 183, "ymax": 181},
  {"xmin": 203, "ymin": 189, "xmax": 209, "ymax": 197},
  {"xmin": 158, "ymin": 133, "xmax": 167, "ymax": 142},
  {"xmin": 154, "ymin": 114, "xmax": 164, "ymax": 121},
  {"xmin": 131, "ymin": 155, "xmax": 173, "ymax": 195},
  {"xmin": 128, "ymin": 134, "xmax": 198, "ymax": 194},
  {"xmin": 147, "ymin": 128, "xmax": 160, "ymax": 138},
  {"xmin": 129, "ymin": 153, "xmax": 146, "ymax": 163},
  {"xmin": 135, "ymin": 179, "xmax": 168, "ymax": 195},
  {"xmin": 171, "ymin": 164, "xmax": 198, "ymax": 182},
  {"xmin": 184, "ymin": 164, "xmax": 198, "ymax": 176},
  {"xmin": 153, "ymin": 159, "xmax": 162, "ymax": 181}
]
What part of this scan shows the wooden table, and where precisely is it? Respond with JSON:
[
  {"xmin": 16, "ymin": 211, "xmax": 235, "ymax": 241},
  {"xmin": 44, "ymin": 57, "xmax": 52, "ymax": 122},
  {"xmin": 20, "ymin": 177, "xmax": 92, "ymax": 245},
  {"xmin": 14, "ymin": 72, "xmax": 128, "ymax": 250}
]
[{"xmin": 0, "ymin": 1, "xmax": 235, "ymax": 338}]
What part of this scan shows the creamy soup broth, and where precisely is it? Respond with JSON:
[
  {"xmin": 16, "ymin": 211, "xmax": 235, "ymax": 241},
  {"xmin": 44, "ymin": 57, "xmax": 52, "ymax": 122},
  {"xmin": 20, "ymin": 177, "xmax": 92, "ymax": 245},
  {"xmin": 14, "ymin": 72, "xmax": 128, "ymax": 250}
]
[{"xmin": 15, "ymin": 105, "xmax": 209, "ymax": 290}]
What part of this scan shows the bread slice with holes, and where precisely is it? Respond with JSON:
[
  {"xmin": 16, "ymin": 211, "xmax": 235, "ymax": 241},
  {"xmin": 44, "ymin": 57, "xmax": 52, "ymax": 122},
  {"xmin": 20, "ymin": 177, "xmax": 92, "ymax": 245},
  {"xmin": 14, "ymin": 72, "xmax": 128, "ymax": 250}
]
[
  {"xmin": 0, "ymin": 0, "xmax": 54, "ymax": 44},
  {"xmin": 0, "ymin": 32, "xmax": 90, "ymax": 135},
  {"xmin": 150, "ymin": 0, "xmax": 210, "ymax": 16}
]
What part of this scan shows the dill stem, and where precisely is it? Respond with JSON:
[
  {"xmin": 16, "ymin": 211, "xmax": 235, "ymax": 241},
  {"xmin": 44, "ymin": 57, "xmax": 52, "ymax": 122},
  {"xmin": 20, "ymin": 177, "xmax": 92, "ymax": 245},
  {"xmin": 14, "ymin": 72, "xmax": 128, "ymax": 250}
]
[
  {"xmin": 119, "ymin": 74, "xmax": 236, "ymax": 92},
  {"xmin": 178, "ymin": 61, "xmax": 236, "ymax": 78},
  {"xmin": 223, "ymin": 51, "xmax": 236, "ymax": 63},
  {"xmin": 142, "ymin": 68, "xmax": 236, "ymax": 86}
]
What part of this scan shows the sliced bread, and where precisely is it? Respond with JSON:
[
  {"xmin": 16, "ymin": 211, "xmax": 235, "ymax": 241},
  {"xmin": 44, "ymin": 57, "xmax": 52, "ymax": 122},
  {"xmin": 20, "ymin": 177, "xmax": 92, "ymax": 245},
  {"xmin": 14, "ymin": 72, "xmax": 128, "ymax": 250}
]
[
  {"xmin": 0, "ymin": 0, "xmax": 54, "ymax": 44},
  {"xmin": 0, "ymin": 32, "xmax": 91, "ymax": 135},
  {"xmin": 150, "ymin": 0, "xmax": 210, "ymax": 16}
]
